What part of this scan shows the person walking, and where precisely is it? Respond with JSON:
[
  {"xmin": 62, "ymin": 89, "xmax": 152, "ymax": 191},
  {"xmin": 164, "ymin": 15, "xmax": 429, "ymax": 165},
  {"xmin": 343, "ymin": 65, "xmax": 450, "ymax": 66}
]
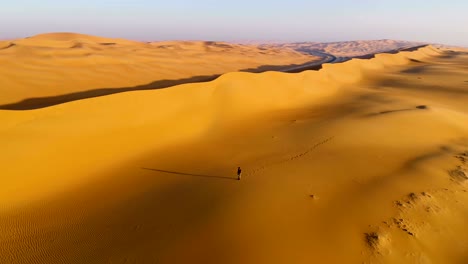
[{"xmin": 237, "ymin": 167, "xmax": 242, "ymax": 181}]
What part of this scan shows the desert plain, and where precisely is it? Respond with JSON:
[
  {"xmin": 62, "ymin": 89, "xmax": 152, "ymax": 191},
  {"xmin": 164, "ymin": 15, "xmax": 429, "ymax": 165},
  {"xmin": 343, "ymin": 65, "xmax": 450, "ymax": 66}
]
[{"xmin": 0, "ymin": 33, "xmax": 467, "ymax": 263}]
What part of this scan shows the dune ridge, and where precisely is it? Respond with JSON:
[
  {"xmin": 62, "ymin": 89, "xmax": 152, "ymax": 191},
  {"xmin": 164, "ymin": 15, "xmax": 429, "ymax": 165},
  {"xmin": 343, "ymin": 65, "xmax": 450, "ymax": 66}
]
[
  {"xmin": 0, "ymin": 33, "xmax": 318, "ymax": 106},
  {"xmin": 1, "ymin": 45, "xmax": 468, "ymax": 263},
  {"xmin": 0, "ymin": 45, "xmax": 448, "ymax": 208}
]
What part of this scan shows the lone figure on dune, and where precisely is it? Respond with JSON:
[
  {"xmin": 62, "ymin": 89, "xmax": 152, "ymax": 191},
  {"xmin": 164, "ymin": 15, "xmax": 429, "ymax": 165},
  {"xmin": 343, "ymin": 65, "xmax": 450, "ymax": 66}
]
[{"xmin": 237, "ymin": 167, "xmax": 242, "ymax": 181}]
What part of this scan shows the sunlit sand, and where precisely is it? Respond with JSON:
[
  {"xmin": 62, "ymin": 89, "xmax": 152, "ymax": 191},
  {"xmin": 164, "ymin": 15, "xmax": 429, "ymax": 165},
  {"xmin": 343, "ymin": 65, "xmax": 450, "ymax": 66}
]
[{"xmin": 0, "ymin": 34, "xmax": 467, "ymax": 263}]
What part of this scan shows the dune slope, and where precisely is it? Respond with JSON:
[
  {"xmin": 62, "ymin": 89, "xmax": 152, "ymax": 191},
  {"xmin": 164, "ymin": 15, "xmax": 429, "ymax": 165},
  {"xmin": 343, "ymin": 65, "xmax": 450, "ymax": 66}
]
[
  {"xmin": 0, "ymin": 46, "xmax": 468, "ymax": 263},
  {"xmin": 0, "ymin": 33, "xmax": 318, "ymax": 106}
]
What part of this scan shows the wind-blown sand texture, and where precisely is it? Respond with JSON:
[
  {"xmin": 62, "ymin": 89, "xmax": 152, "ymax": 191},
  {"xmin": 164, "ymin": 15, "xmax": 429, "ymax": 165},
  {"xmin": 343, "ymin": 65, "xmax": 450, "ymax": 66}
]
[
  {"xmin": 0, "ymin": 33, "xmax": 317, "ymax": 107},
  {"xmin": 1, "ymin": 45, "xmax": 468, "ymax": 263}
]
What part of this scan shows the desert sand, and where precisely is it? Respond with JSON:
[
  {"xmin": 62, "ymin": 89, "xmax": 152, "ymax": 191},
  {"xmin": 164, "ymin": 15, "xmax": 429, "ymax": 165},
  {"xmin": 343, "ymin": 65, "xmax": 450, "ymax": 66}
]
[
  {"xmin": 0, "ymin": 33, "xmax": 317, "ymax": 107},
  {"xmin": 0, "ymin": 42, "xmax": 467, "ymax": 263}
]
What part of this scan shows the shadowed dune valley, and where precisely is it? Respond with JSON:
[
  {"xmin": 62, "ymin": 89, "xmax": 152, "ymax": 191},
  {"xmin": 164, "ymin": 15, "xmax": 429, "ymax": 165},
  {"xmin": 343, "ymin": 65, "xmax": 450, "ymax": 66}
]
[{"xmin": 1, "ymin": 27, "xmax": 468, "ymax": 264}]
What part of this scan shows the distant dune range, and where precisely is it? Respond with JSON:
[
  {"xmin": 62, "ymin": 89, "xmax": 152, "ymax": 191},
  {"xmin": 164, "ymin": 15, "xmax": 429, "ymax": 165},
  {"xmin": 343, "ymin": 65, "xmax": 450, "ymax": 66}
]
[
  {"xmin": 0, "ymin": 33, "xmax": 319, "ymax": 107},
  {"xmin": 0, "ymin": 34, "xmax": 427, "ymax": 110},
  {"xmin": 266, "ymin": 39, "xmax": 426, "ymax": 57},
  {"xmin": 1, "ymin": 41, "xmax": 468, "ymax": 263}
]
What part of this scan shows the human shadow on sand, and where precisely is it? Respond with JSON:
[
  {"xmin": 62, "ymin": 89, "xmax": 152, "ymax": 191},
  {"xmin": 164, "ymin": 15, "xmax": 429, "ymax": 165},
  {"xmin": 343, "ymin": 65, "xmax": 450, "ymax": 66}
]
[
  {"xmin": 142, "ymin": 168, "xmax": 236, "ymax": 181},
  {"xmin": 364, "ymin": 105, "xmax": 428, "ymax": 117}
]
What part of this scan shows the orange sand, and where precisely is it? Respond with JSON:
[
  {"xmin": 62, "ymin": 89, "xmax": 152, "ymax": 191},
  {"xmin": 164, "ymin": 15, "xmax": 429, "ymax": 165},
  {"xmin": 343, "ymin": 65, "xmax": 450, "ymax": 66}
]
[
  {"xmin": 0, "ymin": 42, "xmax": 467, "ymax": 263},
  {"xmin": 0, "ymin": 33, "xmax": 317, "ymax": 106}
]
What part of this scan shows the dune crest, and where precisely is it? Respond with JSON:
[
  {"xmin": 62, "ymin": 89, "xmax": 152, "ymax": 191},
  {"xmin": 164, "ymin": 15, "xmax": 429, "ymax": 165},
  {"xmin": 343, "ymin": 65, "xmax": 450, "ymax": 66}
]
[
  {"xmin": 0, "ymin": 45, "xmax": 448, "ymax": 207},
  {"xmin": 0, "ymin": 33, "xmax": 318, "ymax": 106}
]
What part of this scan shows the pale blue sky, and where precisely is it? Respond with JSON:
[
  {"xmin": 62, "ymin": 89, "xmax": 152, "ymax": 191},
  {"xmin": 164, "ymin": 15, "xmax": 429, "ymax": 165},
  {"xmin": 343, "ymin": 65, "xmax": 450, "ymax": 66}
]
[{"xmin": 1, "ymin": 0, "xmax": 467, "ymax": 45}]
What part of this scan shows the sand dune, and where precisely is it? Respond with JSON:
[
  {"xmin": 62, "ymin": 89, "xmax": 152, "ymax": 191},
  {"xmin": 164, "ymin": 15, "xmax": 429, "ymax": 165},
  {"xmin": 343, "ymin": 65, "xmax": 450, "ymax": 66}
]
[
  {"xmin": 0, "ymin": 45, "xmax": 468, "ymax": 263},
  {"xmin": 0, "ymin": 33, "xmax": 317, "ymax": 106}
]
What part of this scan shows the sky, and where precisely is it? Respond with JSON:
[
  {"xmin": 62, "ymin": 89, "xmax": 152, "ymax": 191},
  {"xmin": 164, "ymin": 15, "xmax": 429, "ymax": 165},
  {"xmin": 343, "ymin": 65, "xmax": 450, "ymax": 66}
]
[{"xmin": 1, "ymin": 0, "xmax": 467, "ymax": 46}]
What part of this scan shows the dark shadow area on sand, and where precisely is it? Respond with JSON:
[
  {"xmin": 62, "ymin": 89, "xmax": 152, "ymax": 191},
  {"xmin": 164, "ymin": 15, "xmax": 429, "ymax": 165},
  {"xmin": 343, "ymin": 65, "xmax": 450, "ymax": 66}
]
[
  {"xmin": 0, "ymin": 43, "xmax": 16, "ymax": 50},
  {"xmin": 0, "ymin": 61, "xmax": 322, "ymax": 111},
  {"xmin": 142, "ymin": 168, "xmax": 236, "ymax": 181},
  {"xmin": 364, "ymin": 105, "xmax": 428, "ymax": 117},
  {"xmin": 0, "ymin": 75, "xmax": 220, "ymax": 110},
  {"xmin": 378, "ymin": 78, "xmax": 468, "ymax": 95},
  {"xmin": 350, "ymin": 45, "xmax": 428, "ymax": 60},
  {"xmin": 0, "ymin": 45, "xmax": 429, "ymax": 111},
  {"xmin": 401, "ymin": 65, "xmax": 430, "ymax": 74}
]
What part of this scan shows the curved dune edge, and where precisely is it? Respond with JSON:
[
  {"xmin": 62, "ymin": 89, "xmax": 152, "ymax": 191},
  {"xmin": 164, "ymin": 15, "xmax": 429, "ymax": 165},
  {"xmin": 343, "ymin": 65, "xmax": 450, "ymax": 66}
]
[
  {"xmin": 0, "ymin": 33, "xmax": 317, "ymax": 105},
  {"xmin": 0, "ymin": 45, "xmax": 444, "ymax": 209},
  {"xmin": 1, "ymin": 45, "xmax": 468, "ymax": 264}
]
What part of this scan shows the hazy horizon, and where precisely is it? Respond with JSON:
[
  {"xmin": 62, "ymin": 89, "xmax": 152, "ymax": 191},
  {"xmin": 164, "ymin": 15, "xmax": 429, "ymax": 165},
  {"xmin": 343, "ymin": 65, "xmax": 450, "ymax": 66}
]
[{"xmin": 1, "ymin": 0, "xmax": 467, "ymax": 46}]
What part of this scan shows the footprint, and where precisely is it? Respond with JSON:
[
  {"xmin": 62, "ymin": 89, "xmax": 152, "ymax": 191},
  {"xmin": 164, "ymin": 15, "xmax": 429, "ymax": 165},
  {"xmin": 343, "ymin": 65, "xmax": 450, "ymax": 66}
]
[
  {"xmin": 247, "ymin": 137, "xmax": 334, "ymax": 176},
  {"xmin": 365, "ymin": 232, "xmax": 380, "ymax": 249},
  {"xmin": 455, "ymin": 152, "xmax": 467, "ymax": 164},
  {"xmin": 391, "ymin": 217, "xmax": 416, "ymax": 236},
  {"xmin": 448, "ymin": 168, "xmax": 468, "ymax": 183},
  {"xmin": 389, "ymin": 191, "xmax": 442, "ymax": 237},
  {"xmin": 394, "ymin": 192, "xmax": 428, "ymax": 209}
]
